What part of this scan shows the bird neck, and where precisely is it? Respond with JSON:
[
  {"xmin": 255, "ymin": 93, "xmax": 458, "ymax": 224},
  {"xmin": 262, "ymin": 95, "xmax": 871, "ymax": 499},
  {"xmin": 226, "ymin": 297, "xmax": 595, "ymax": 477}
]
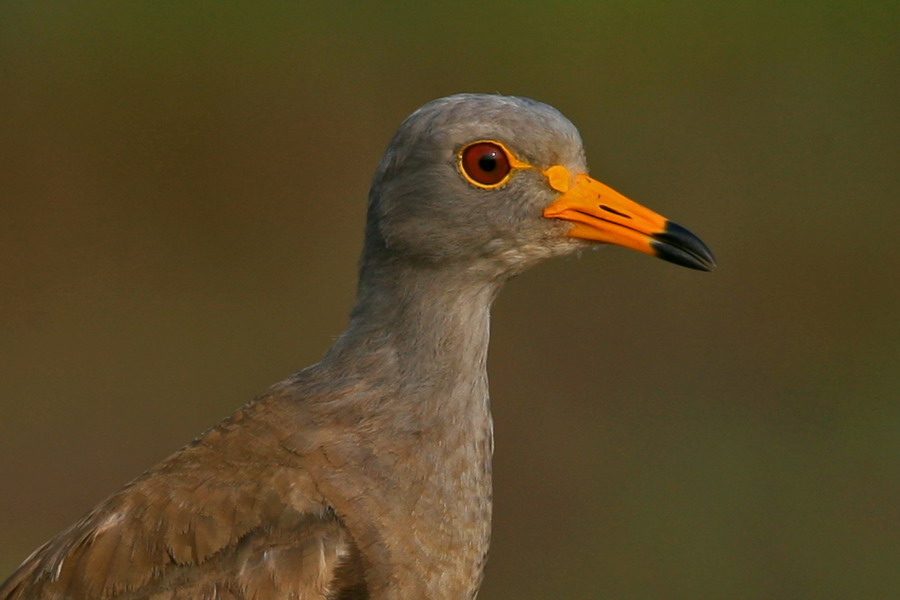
[
  {"xmin": 323, "ymin": 256, "xmax": 503, "ymax": 391},
  {"xmin": 306, "ymin": 253, "xmax": 502, "ymax": 600}
]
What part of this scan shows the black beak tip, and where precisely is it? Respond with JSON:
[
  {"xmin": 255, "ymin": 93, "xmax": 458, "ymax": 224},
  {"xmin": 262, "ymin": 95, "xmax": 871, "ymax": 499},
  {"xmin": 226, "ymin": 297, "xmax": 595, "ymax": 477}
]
[{"xmin": 651, "ymin": 221, "xmax": 717, "ymax": 272}]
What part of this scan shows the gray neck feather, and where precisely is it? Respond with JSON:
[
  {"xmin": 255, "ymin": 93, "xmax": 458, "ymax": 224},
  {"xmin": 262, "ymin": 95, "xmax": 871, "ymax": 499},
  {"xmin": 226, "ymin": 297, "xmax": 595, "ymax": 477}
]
[{"xmin": 324, "ymin": 254, "xmax": 502, "ymax": 397}]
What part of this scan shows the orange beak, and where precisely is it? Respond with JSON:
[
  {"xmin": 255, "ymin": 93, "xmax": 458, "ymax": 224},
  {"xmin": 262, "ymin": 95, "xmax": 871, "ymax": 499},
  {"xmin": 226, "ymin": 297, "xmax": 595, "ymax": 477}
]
[{"xmin": 543, "ymin": 172, "xmax": 716, "ymax": 271}]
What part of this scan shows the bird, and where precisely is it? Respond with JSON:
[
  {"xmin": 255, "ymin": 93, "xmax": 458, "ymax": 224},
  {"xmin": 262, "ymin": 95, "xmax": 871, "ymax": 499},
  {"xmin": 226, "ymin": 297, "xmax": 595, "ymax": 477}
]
[{"xmin": 0, "ymin": 94, "xmax": 715, "ymax": 600}]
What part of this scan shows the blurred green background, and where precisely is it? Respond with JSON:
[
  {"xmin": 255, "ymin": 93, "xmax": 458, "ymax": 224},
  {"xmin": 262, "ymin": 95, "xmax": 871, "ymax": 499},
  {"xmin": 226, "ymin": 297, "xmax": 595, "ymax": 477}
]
[{"xmin": 1, "ymin": 2, "xmax": 897, "ymax": 598}]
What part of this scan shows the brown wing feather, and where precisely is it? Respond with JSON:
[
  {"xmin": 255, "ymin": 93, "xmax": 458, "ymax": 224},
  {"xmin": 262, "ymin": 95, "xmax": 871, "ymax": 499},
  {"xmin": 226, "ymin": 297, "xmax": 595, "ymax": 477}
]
[{"xmin": 0, "ymin": 401, "xmax": 369, "ymax": 600}]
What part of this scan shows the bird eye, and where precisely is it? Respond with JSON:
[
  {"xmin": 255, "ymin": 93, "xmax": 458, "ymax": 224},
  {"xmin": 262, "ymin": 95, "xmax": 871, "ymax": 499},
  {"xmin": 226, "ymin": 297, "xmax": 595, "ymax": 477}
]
[{"xmin": 459, "ymin": 142, "xmax": 513, "ymax": 187}]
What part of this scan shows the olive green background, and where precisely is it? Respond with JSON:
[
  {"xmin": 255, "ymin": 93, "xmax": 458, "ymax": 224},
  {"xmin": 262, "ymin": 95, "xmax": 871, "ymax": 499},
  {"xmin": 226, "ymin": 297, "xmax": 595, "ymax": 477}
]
[{"xmin": 1, "ymin": 2, "xmax": 897, "ymax": 598}]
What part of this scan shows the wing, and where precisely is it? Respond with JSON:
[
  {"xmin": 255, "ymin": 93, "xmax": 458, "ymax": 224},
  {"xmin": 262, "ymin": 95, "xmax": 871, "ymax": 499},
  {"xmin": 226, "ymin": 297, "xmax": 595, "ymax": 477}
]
[{"xmin": 0, "ymin": 401, "xmax": 369, "ymax": 600}]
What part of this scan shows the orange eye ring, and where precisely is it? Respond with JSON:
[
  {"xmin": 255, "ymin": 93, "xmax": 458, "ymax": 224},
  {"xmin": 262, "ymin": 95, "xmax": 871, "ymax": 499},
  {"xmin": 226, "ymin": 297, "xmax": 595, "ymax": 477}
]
[{"xmin": 458, "ymin": 140, "xmax": 530, "ymax": 189}]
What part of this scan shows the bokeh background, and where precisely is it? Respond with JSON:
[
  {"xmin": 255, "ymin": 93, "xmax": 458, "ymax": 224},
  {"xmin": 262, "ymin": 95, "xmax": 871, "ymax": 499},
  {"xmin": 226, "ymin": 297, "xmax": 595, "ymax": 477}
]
[{"xmin": 1, "ymin": 2, "xmax": 897, "ymax": 598}]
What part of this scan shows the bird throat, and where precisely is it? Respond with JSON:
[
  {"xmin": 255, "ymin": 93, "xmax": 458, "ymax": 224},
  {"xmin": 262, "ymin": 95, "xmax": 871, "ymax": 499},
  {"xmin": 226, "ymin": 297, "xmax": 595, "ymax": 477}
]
[{"xmin": 331, "ymin": 258, "xmax": 501, "ymax": 390}]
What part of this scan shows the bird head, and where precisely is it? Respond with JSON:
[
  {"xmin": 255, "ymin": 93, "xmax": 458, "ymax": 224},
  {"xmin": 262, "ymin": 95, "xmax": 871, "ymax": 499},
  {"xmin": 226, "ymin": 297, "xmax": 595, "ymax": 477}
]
[{"xmin": 365, "ymin": 94, "xmax": 715, "ymax": 275}]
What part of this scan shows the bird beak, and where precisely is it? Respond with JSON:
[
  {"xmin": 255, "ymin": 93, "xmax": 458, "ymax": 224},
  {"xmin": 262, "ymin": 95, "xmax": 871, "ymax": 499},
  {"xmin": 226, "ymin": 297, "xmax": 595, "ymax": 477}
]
[{"xmin": 543, "ymin": 171, "xmax": 716, "ymax": 271}]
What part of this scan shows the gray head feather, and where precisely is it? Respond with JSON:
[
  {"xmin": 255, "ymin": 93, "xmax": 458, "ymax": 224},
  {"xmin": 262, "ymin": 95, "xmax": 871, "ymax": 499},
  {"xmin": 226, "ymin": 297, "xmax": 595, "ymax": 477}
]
[{"xmin": 363, "ymin": 94, "xmax": 587, "ymax": 272}]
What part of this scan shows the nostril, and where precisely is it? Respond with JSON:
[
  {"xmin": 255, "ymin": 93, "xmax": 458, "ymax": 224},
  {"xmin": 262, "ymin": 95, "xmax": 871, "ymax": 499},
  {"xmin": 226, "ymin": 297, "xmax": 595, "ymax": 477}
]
[{"xmin": 599, "ymin": 205, "xmax": 631, "ymax": 219}]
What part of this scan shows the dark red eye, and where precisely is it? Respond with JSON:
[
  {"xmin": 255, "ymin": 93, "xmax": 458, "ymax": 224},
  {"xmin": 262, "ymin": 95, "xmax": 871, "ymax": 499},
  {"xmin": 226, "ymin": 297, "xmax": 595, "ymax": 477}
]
[{"xmin": 460, "ymin": 142, "xmax": 512, "ymax": 186}]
